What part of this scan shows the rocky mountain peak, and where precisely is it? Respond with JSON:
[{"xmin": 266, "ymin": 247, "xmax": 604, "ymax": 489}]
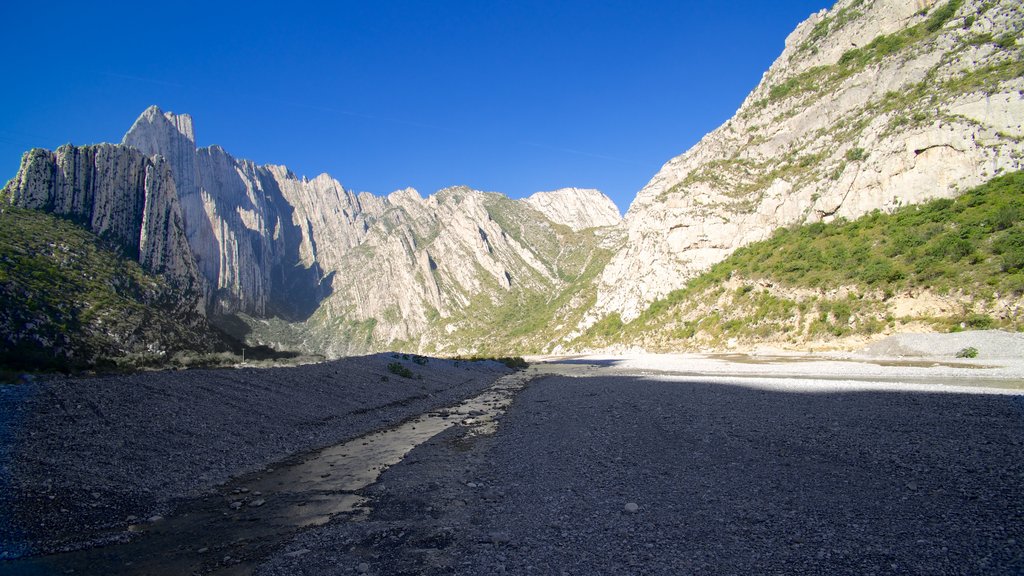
[
  {"xmin": 525, "ymin": 188, "xmax": 621, "ymax": 231},
  {"xmin": 124, "ymin": 105, "xmax": 195, "ymax": 148}
]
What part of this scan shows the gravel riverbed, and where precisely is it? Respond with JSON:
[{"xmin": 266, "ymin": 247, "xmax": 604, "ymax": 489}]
[
  {"xmin": 259, "ymin": 353, "xmax": 1024, "ymax": 576},
  {"xmin": 0, "ymin": 354, "xmax": 510, "ymax": 559},
  {"xmin": 3, "ymin": 337, "xmax": 1024, "ymax": 575}
]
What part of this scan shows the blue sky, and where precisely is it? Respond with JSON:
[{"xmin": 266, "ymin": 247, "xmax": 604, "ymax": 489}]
[{"xmin": 0, "ymin": 1, "xmax": 830, "ymax": 214}]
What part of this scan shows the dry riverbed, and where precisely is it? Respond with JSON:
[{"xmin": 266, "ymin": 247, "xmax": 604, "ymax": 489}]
[
  {"xmin": 0, "ymin": 354, "xmax": 511, "ymax": 564},
  {"xmin": 2, "ymin": 332, "xmax": 1024, "ymax": 574}
]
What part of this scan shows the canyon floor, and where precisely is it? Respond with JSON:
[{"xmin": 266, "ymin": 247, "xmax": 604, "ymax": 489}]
[{"xmin": 3, "ymin": 333, "xmax": 1024, "ymax": 575}]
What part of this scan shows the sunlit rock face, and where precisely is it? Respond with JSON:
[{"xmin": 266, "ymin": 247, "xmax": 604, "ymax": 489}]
[
  {"xmin": 592, "ymin": 0, "xmax": 1024, "ymax": 324},
  {"xmin": 525, "ymin": 188, "xmax": 621, "ymax": 231},
  {"xmin": 121, "ymin": 106, "xmax": 621, "ymax": 354}
]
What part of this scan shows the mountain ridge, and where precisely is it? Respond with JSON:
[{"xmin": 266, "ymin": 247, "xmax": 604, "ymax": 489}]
[
  {"xmin": 2, "ymin": 0, "xmax": 1022, "ymax": 368},
  {"xmin": 3, "ymin": 105, "xmax": 623, "ymax": 362},
  {"xmin": 593, "ymin": 0, "xmax": 1024, "ymax": 326}
]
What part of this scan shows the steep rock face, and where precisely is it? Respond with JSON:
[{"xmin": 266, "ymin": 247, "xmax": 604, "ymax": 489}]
[
  {"xmin": 525, "ymin": 187, "xmax": 622, "ymax": 231},
  {"xmin": 123, "ymin": 107, "xmax": 354, "ymax": 317},
  {"xmin": 2, "ymin": 144, "xmax": 204, "ymax": 312},
  {"xmin": 594, "ymin": 0, "xmax": 1024, "ymax": 322},
  {"xmin": 118, "ymin": 106, "xmax": 621, "ymax": 354},
  {"xmin": 249, "ymin": 185, "xmax": 618, "ymax": 356}
]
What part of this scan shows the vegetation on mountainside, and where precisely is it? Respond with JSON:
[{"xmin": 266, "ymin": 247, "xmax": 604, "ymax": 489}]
[
  {"xmin": 577, "ymin": 172, "xmax": 1024, "ymax": 351},
  {"xmin": 779, "ymin": 0, "xmax": 965, "ymax": 103},
  {"xmin": 230, "ymin": 191, "xmax": 620, "ymax": 358},
  {"xmin": 667, "ymin": 0, "xmax": 1021, "ymax": 213},
  {"xmin": 432, "ymin": 203, "xmax": 617, "ymax": 355},
  {"xmin": 0, "ymin": 206, "xmax": 226, "ymax": 371}
]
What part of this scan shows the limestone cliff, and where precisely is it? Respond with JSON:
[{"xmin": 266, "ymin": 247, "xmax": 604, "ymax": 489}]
[
  {"xmin": 0, "ymin": 145, "xmax": 225, "ymax": 367},
  {"xmin": 240, "ymin": 185, "xmax": 618, "ymax": 356},
  {"xmin": 125, "ymin": 108, "xmax": 304, "ymax": 317},
  {"xmin": 593, "ymin": 0, "xmax": 1024, "ymax": 323},
  {"xmin": 525, "ymin": 188, "xmax": 621, "ymax": 231},
  {"xmin": 2, "ymin": 143, "xmax": 205, "ymax": 313},
  {"xmin": 116, "ymin": 106, "xmax": 619, "ymax": 355}
]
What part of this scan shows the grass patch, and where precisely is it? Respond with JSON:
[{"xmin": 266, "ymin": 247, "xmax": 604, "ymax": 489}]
[
  {"xmin": 0, "ymin": 206, "xmax": 223, "ymax": 371},
  {"xmin": 592, "ymin": 172, "xmax": 1024, "ymax": 349}
]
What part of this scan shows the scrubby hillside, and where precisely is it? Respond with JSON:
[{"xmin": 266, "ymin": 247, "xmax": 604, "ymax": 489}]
[
  {"xmin": 594, "ymin": 0, "xmax": 1024, "ymax": 325},
  {"xmin": 0, "ymin": 206, "xmax": 226, "ymax": 370},
  {"xmin": 576, "ymin": 171, "xmax": 1024, "ymax": 352}
]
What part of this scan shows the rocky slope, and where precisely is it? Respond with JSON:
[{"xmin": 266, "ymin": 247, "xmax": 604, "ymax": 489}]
[
  {"xmin": 574, "ymin": 171, "xmax": 1024, "ymax": 353},
  {"xmin": 3, "ymin": 106, "xmax": 622, "ymax": 363},
  {"xmin": 238, "ymin": 186, "xmax": 620, "ymax": 356},
  {"xmin": 0, "ymin": 206, "xmax": 221, "ymax": 369},
  {"xmin": 2, "ymin": 144, "xmax": 205, "ymax": 311},
  {"xmin": 593, "ymin": 0, "xmax": 1024, "ymax": 324},
  {"xmin": 120, "ymin": 106, "xmax": 624, "ymax": 356},
  {"xmin": 524, "ymin": 187, "xmax": 621, "ymax": 231}
]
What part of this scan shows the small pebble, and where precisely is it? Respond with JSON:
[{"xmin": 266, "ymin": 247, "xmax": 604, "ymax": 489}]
[
  {"xmin": 624, "ymin": 502, "xmax": 639, "ymax": 514},
  {"xmin": 283, "ymin": 549, "xmax": 310, "ymax": 558},
  {"xmin": 357, "ymin": 562, "xmax": 370, "ymax": 573},
  {"xmin": 230, "ymin": 502, "xmax": 243, "ymax": 510},
  {"xmin": 249, "ymin": 498, "xmax": 266, "ymax": 507}
]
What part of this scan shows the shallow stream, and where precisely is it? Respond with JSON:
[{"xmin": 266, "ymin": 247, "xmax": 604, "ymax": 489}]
[{"xmin": 7, "ymin": 372, "xmax": 529, "ymax": 575}]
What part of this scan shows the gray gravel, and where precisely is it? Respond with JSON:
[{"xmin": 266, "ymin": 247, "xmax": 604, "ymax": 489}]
[
  {"xmin": 0, "ymin": 355, "xmax": 510, "ymax": 558},
  {"xmin": 258, "ymin": 368, "xmax": 1024, "ymax": 575},
  {"xmin": 857, "ymin": 330, "xmax": 1024, "ymax": 360}
]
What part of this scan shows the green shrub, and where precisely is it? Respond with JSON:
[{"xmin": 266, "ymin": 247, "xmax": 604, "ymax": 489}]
[
  {"xmin": 956, "ymin": 346, "xmax": 979, "ymax": 358},
  {"xmin": 497, "ymin": 356, "xmax": 529, "ymax": 370},
  {"xmin": 963, "ymin": 314, "xmax": 995, "ymax": 329},
  {"xmin": 845, "ymin": 147, "xmax": 868, "ymax": 162},
  {"xmin": 387, "ymin": 362, "xmax": 413, "ymax": 378},
  {"xmin": 994, "ymin": 32, "xmax": 1016, "ymax": 49},
  {"xmin": 925, "ymin": 0, "xmax": 962, "ymax": 33}
]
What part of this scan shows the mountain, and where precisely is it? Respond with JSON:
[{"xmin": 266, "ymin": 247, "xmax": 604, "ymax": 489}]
[
  {"xmin": 2, "ymin": 107, "xmax": 622, "ymax": 365},
  {"xmin": 591, "ymin": 0, "xmax": 1024, "ymax": 325},
  {"xmin": 3, "ymin": 0, "xmax": 1022, "ymax": 368},
  {"xmin": 0, "ymin": 144, "xmax": 219, "ymax": 368},
  {"xmin": 573, "ymin": 171, "xmax": 1023, "ymax": 352},
  {"xmin": 120, "ymin": 106, "xmax": 622, "ymax": 355}
]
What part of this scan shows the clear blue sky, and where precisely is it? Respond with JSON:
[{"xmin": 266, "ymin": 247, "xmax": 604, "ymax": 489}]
[{"xmin": 0, "ymin": 1, "xmax": 830, "ymax": 214}]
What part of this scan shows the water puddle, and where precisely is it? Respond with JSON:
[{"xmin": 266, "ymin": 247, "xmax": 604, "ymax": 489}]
[{"xmin": 6, "ymin": 371, "xmax": 530, "ymax": 575}]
